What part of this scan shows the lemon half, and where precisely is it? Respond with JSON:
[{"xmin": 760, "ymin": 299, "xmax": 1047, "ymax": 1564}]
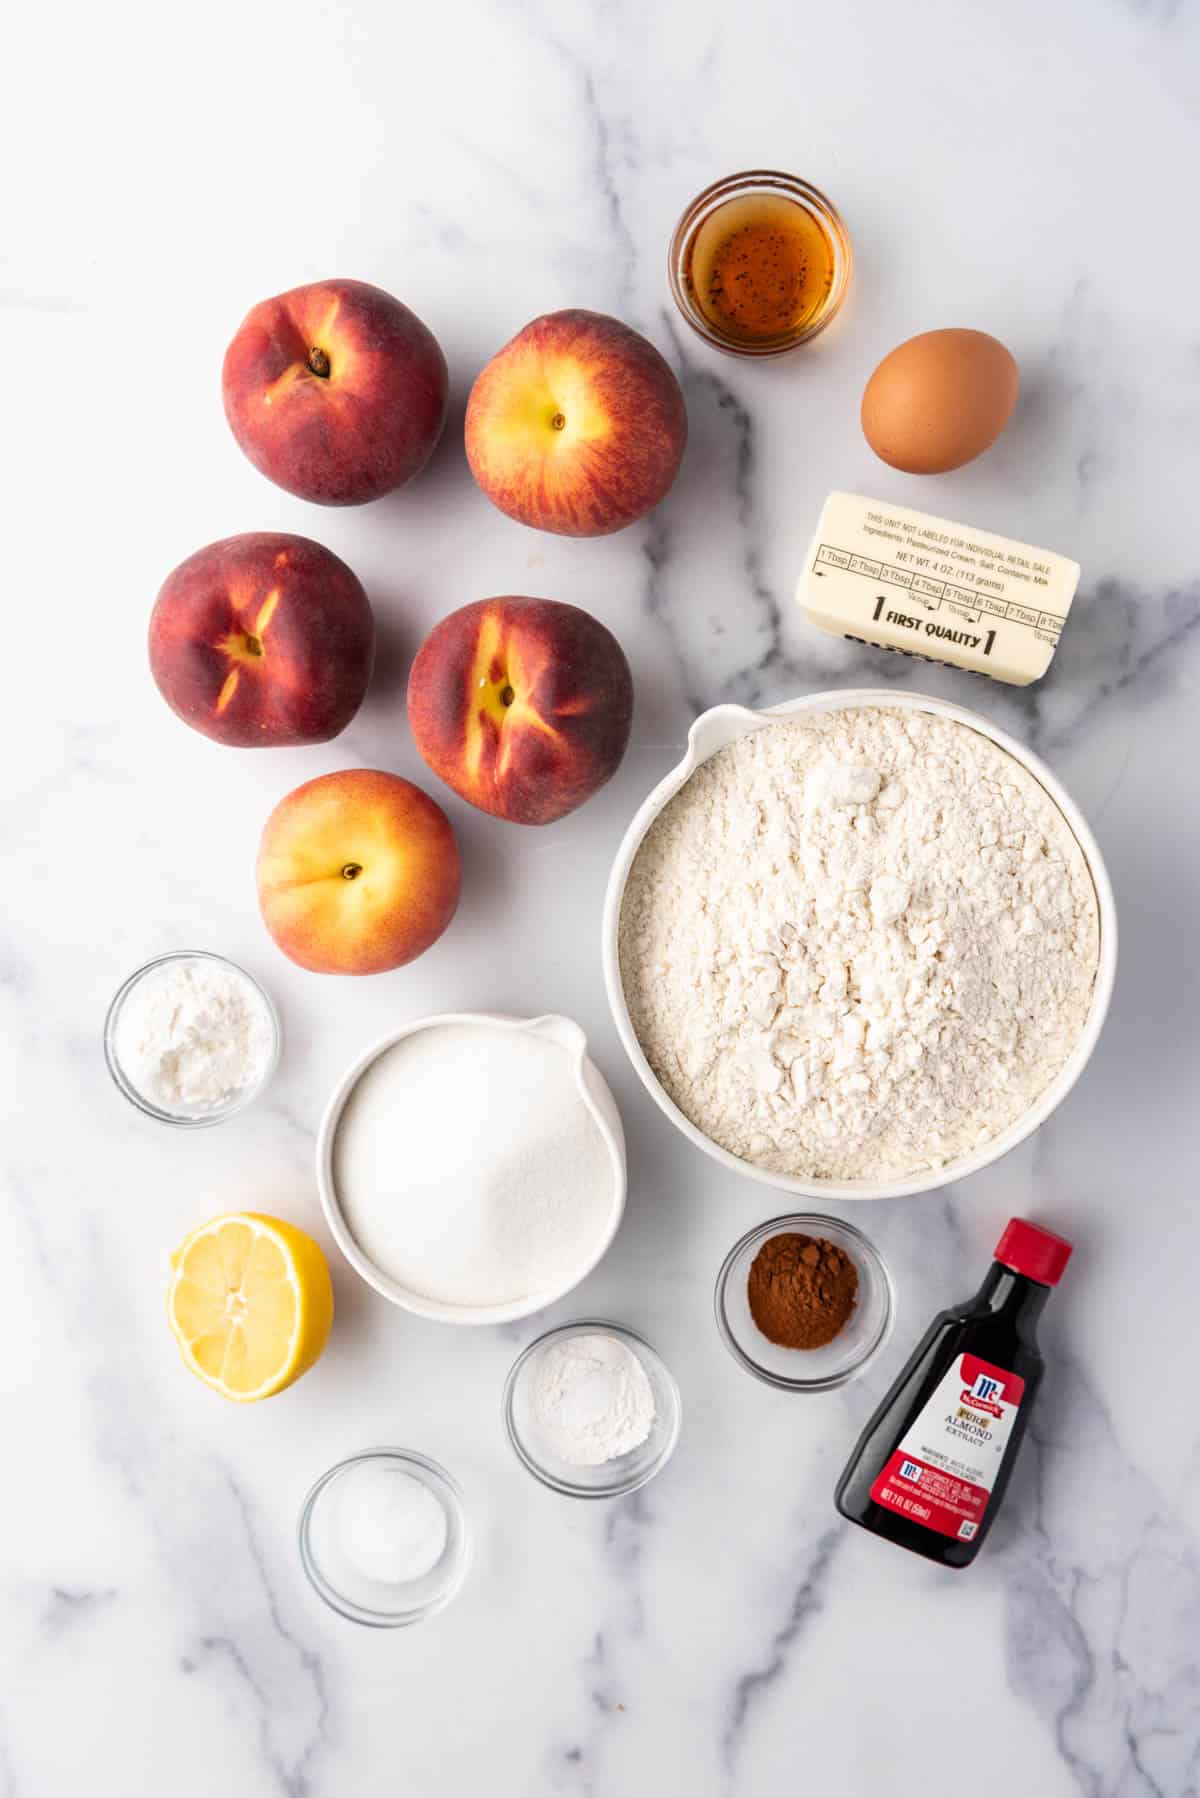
[{"xmin": 167, "ymin": 1212, "xmax": 333, "ymax": 1402}]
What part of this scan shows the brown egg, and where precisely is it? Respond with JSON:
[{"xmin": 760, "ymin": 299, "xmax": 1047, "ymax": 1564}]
[{"xmin": 861, "ymin": 329, "xmax": 1019, "ymax": 474}]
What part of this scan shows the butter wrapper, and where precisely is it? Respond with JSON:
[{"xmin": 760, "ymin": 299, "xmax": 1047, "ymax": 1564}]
[{"xmin": 797, "ymin": 493, "xmax": 1080, "ymax": 686}]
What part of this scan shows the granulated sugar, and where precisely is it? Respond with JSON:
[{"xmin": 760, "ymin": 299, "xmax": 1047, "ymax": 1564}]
[
  {"xmin": 619, "ymin": 708, "xmax": 1100, "ymax": 1182},
  {"xmin": 334, "ymin": 1022, "xmax": 617, "ymax": 1308}
]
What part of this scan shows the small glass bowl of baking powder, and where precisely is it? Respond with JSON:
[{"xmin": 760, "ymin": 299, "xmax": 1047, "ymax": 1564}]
[
  {"xmin": 104, "ymin": 950, "xmax": 280, "ymax": 1127},
  {"xmin": 299, "ymin": 1449, "xmax": 471, "ymax": 1628},
  {"xmin": 503, "ymin": 1319, "xmax": 682, "ymax": 1499},
  {"xmin": 715, "ymin": 1214, "xmax": 894, "ymax": 1392}
]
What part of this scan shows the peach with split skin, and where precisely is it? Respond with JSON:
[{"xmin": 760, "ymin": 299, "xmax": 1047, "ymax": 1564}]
[
  {"xmin": 149, "ymin": 533, "xmax": 374, "ymax": 748},
  {"xmin": 222, "ymin": 278, "xmax": 449, "ymax": 505},
  {"xmin": 256, "ymin": 770, "xmax": 461, "ymax": 975},
  {"xmin": 407, "ymin": 596, "xmax": 634, "ymax": 825},
  {"xmin": 464, "ymin": 310, "xmax": 687, "ymax": 537}
]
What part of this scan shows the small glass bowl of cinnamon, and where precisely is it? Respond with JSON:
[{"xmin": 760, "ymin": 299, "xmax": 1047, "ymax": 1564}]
[
  {"xmin": 668, "ymin": 171, "xmax": 852, "ymax": 357},
  {"xmin": 714, "ymin": 1214, "xmax": 893, "ymax": 1391}
]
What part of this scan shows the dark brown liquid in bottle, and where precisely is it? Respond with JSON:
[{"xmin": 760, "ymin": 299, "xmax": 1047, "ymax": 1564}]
[{"xmin": 683, "ymin": 193, "xmax": 836, "ymax": 347}]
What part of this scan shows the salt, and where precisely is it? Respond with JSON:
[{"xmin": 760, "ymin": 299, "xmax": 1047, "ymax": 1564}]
[{"xmin": 335, "ymin": 1463, "xmax": 447, "ymax": 1586}]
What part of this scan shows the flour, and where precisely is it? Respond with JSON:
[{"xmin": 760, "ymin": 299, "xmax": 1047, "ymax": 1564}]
[
  {"xmin": 113, "ymin": 955, "xmax": 275, "ymax": 1115},
  {"xmin": 619, "ymin": 708, "xmax": 1100, "ymax": 1181},
  {"xmin": 334, "ymin": 1023, "xmax": 617, "ymax": 1308},
  {"xmin": 530, "ymin": 1332, "xmax": 656, "ymax": 1466}
]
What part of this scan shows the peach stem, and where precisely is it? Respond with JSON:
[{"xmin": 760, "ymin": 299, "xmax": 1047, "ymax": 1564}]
[{"xmin": 308, "ymin": 347, "xmax": 331, "ymax": 378}]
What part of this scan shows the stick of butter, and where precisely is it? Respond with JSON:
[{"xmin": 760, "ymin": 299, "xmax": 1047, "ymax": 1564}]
[{"xmin": 797, "ymin": 492, "xmax": 1080, "ymax": 686}]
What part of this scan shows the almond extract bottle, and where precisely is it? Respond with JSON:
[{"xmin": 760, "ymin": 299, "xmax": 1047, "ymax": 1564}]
[{"xmin": 834, "ymin": 1218, "xmax": 1072, "ymax": 1568}]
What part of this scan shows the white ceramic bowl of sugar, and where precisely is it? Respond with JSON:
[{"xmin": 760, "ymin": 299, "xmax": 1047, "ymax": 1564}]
[
  {"xmin": 316, "ymin": 1012, "xmax": 627, "ymax": 1325},
  {"xmin": 602, "ymin": 688, "xmax": 1118, "ymax": 1202}
]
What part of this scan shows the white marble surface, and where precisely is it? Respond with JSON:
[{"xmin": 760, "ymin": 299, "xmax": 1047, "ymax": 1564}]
[{"xmin": 7, "ymin": 0, "xmax": 1200, "ymax": 1791}]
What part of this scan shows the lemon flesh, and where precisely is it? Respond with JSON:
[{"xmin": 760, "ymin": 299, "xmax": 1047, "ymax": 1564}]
[{"xmin": 168, "ymin": 1212, "xmax": 333, "ymax": 1402}]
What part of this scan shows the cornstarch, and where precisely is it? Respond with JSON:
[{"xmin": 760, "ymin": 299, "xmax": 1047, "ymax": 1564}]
[
  {"xmin": 114, "ymin": 955, "xmax": 275, "ymax": 1114},
  {"xmin": 619, "ymin": 708, "xmax": 1100, "ymax": 1181}
]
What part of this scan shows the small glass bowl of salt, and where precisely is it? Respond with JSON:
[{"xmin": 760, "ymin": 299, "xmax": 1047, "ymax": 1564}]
[
  {"xmin": 503, "ymin": 1320, "xmax": 681, "ymax": 1499},
  {"xmin": 298, "ymin": 1449, "xmax": 471, "ymax": 1627}
]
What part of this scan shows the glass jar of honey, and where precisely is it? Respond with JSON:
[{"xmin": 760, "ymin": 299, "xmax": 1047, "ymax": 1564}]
[{"xmin": 668, "ymin": 170, "xmax": 852, "ymax": 357}]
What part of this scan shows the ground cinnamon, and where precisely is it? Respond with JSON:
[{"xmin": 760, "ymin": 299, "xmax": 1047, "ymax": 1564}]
[{"xmin": 747, "ymin": 1232, "xmax": 858, "ymax": 1350}]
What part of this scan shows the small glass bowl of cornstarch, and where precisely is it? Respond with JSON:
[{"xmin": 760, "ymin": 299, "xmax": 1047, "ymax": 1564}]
[
  {"xmin": 104, "ymin": 951, "xmax": 279, "ymax": 1126},
  {"xmin": 504, "ymin": 1320, "xmax": 681, "ymax": 1498}
]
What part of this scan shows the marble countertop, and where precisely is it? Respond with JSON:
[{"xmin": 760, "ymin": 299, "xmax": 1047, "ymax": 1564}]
[{"xmin": 8, "ymin": 0, "xmax": 1200, "ymax": 1792}]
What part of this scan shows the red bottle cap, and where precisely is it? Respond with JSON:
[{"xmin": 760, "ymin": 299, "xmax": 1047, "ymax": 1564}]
[{"xmin": 994, "ymin": 1217, "xmax": 1073, "ymax": 1286}]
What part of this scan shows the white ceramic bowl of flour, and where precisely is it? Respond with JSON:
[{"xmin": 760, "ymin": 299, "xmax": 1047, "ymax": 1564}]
[
  {"xmin": 316, "ymin": 1013, "xmax": 626, "ymax": 1325},
  {"xmin": 603, "ymin": 689, "xmax": 1117, "ymax": 1202}
]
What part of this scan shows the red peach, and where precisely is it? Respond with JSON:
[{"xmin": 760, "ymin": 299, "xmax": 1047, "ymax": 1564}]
[
  {"xmin": 222, "ymin": 278, "xmax": 448, "ymax": 505},
  {"xmin": 149, "ymin": 533, "xmax": 373, "ymax": 748},
  {"xmin": 408, "ymin": 596, "xmax": 633, "ymax": 825}
]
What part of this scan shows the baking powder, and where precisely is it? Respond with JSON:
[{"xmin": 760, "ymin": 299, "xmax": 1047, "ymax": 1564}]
[
  {"xmin": 530, "ymin": 1332, "xmax": 656, "ymax": 1466},
  {"xmin": 619, "ymin": 708, "xmax": 1100, "ymax": 1181}
]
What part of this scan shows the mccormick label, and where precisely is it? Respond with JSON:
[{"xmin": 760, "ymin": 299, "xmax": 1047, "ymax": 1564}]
[{"xmin": 868, "ymin": 1355, "xmax": 1025, "ymax": 1541}]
